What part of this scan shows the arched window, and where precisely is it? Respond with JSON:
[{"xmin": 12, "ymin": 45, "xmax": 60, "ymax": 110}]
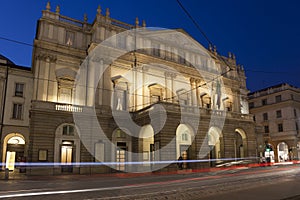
[{"xmin": 7, "ymin": 136, "xmax": 25, "ymax": 145}]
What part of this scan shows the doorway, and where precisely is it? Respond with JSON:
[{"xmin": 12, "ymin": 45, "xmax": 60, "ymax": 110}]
[
  {"xmin": 61, "ymin": 141, "xmax": 74, "ymax": 172},
  {"xmin": 4, "ymin": 135, "xmax": 25, "ymax": 171},
  {"xmin": 180, "ymin": 145, "xmax": 189, "ymax": 169},
  {"xmin": 116, "ymin": 142, "xmax": 127, "ymax": 171}
]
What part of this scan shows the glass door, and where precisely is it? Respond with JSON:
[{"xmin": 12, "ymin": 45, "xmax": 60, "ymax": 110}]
[{"xmin": 61, "ymin": 144, "xmax": 73, "ymax": 172}]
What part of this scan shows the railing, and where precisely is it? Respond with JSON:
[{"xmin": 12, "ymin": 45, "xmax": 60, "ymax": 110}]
[
  {"xmin": 59, "ymin": 15, "xmax": 84, "ymax": 27},
  {"xmin": 111, "ymin": 18, "xmax": 135, "ymax": 30},
  {"xmin": 131, "ymin": 102, "xmax": 253, "ymax": 121},
  {"xmin": 31, "ymin": 101, "xmax": 83, "ymax": 113},
  {"xmin": 55, "ymin": 104, "xmax": 83, "ymax": 112}
]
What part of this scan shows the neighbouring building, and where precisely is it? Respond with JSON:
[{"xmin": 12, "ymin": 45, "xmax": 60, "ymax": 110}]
[
  {"xmin": 1, "ymin": 2, "xmax": 257, "ymax": 175},
  {"xmin": 0, "ymin": 55, "xmax": 33, "ymax": 171},
  {"xmin": 248, "ymin": 83, "xmax": 300, "ymax": 162}
]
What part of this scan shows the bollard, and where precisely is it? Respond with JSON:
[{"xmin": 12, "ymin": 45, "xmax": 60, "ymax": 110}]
[{"xmin": 4, "ymin": 168, "xmax": 9, "ymax": 180}]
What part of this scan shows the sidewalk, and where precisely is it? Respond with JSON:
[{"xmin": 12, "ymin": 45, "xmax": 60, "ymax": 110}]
[{"xmin": 0, "ymin": 168, "xmax": 198, "ymax": 181}]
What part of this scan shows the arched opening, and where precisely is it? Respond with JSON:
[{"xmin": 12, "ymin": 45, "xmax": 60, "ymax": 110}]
[
  {"xmin": 208, "ymin": 127, "xmax": 222, "ymax": 165},
  {"xmin": 112, "ymin": 128, "xmax": 132, "ymax": 172},
  {"xmin": 277, "ymin": 142, "xmax": 289, "ymax": 162},
  {"xmin": 176, "ymin": 124, "xmax": 194, "ymax": 169},
  {"xmin": 2, "ymin": 133, "xmax": 25, "ymax": 171},
  {"xmin": 54, "ymin": 123, "xmax": 80, "ymax": 173},
  {"xmin": 139, "ymin": 125, "xmax": 154, "ymax": 169},
  {"xmin": 234, "ymin": 128, "xmax": 247, "ymax": 159}
]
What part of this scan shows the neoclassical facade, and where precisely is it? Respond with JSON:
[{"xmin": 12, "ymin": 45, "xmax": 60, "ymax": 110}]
[
  {"xmin": 2, "ymin": 3, "xmax": 257, "ymax": 175},
  {"xmin": 0, "ymin": 55, "xmax": 33, "ymax": 171},
  {"xmin": 248, "ymin": 83, "xmax": 300, "ymax": 163}
]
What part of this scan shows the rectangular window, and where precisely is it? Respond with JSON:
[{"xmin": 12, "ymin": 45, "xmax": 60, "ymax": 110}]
[
  {"xmin": 66, "ymin": 31, "xmax": 75, "ymax": 46},
  {"xmin": 275, "ymin": 95, "xmax": 282, "ymax": 103},
  {"xmin": 15, "ymin": 83, "xmax": 24, "ymax": 97},
  {"xmin": 264, "ymin": 126, "xmax": 269, "ymax": 133},
  {"xmin": 278, "ymin": 123, "xmax": 283, "ymax": 132},
  {"xmin": 294, "ymin": 109, "xmax": 297, "ymax": 117},
  {"xmin": 249, "ymin": 102, "xmax": 254, "ymax": 109},
  {"xmin": 276, "ymin": 110, "xmax": 282, "ymax": 118},
  {"xmin": 182, "ymin": 133, "xmax": 188, "ymax": 141},
  {"xmin": 263, "ymin": 113, "xmax": 268, "ymax": 121},
  {"xmin": 296, "ymin": 122, "xmax": 299, "ymax": 131},
  {"xmin": 262, "ymin": 99, "xmax": 267, "ymax": 105},
  {"xmin": 63, "ymin": 125, "xmax": 74, "ymax": 136},
  {"xmin": 12, "ymin": 104, "xmax": 23, "ymax": 119}
]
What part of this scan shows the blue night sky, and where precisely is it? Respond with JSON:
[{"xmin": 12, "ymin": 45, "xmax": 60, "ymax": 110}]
[{"xmin": 1, "ymin": 0, "xmax": 300, "ymax": 92}]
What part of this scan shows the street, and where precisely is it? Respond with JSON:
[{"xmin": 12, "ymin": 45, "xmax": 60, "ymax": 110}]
[{"xmin": 0, "ymin": 164, "xmax": 300, "ymax": 199}]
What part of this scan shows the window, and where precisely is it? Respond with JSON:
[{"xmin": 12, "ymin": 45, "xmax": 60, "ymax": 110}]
[
  {"xmin": 278, "ymin": 123, "xmax": 283, "ymax": 132},
  {"xmin": 15, "ymin": 83, "xmax": 24, "ymax": 97},
  {"xmin": 181, "ymin": 133, "xmax": 188, "ymax": 141},
  {"xmin": 149, "ymin": 85, "xmax": 163, "ymax": 104},
  {"xmin": 115, "ymin": 89, "xmax": 127, "ymax": 111},
  {"xmin": 253, "ymin": 115, "xmax": 256, "ymax": 121},
  {"xmin": 263, "ymin": 113, "xmax": 268, "ymax": 121},
  {"xmin": 264, "ymin": 126, "xmax": 269, "ymax": 133},
  {"xmin": 262, "ymin": 99, "xmax": 267, "ymax": 105},
  {"xmin": 62, "ymin": 125, "xmax": 74, "ymax": 136},
  {"xmin": 296, "ymin": 122, "xmax": 299, "ymax": 131},
  {"xmin": 66, "ymin": 31, "xmax": 74, "ymax": 46},
  {"xmin": 275, "ymin": 95, "xmax": 282, "ymax": 103},
  {"xmin": 116, "ymin": 129, "xmax": 126, "ymax": 138},
  {"xmin": 12, "ymin": 103, "xmax": 23, "ymax": 119},
  {"xmin": 276, "ymin": 110, "xmax": 282, "ymax": 118},
  {"xmin": 58, "ymin": 77, "xmax": 74, "ymax": 104},
  {"xmin": 294, "ymin": 109, "xmax": 297, "ymax": 117},
  {"xmin": 249, "ymin": 102, "xmax": 254, "ymax": 109}
]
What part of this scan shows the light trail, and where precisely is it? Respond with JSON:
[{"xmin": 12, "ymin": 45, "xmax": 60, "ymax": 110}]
[
  {"xmin": 0, "ymin": 165, "xmax": 298, "ymax": 199},
  {"xmin": 0, "ymin": 157, "xmax": 258, "ymax": 167}
]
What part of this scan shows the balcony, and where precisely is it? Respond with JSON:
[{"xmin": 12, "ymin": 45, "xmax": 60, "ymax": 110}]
[
  {"xmin": 55, "ymin": 104, "xmax": 83, "ymax": 112},
  {"xmin": 31, "ymin": 101, "xmax": 84, "ymax": 113},
  {"xmin": 132, "ymin": 102, "xmax": 253, "ymax": 121}
]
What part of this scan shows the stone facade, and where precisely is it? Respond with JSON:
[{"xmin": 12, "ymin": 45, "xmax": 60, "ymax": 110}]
[
  {"xmin": 248, "ymin": 83, "xmax": 300, "ymax": 162},
  {"xmin": 2, "ymin": 2, "xmax": 257, "ymax": 175},
  {"xmin": 0, "ymin": 55, "xmax": 33, "ymax": 171}
]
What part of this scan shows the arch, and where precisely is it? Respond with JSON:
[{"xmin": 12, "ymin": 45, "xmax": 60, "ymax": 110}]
[
  {"xmin": 235, "ymin": 128, "xmax": 246, "ymax": 139},
  {"xmin": 2, "ymin": 133, "xmax": 26, "ymax": 171},
  {"xmin": 277, "ymin": 142, "xmax": 289, "ymax": 162},
  {"xmin": 139, "ymin": 125, "xmax": 155, "ymax": 167},
  {"xmin": 208, "ymin": 127, "xmax": 222, "ymax": 164},
  {"xmin": 54, "ymin": 123, "xmax": 81, "ymax": 173},
  {"xmin": 234, "ymin": 128, "xmax": 247, "ymax": 159},
  {"xmin": 176, "ymin": 124, "xmax": 194, "ymax": 169}
]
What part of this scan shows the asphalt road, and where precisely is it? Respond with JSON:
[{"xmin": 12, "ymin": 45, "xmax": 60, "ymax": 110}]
[{"xmin": 0, "ymin": 165, "xmax": 300, "ymax": 200}]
